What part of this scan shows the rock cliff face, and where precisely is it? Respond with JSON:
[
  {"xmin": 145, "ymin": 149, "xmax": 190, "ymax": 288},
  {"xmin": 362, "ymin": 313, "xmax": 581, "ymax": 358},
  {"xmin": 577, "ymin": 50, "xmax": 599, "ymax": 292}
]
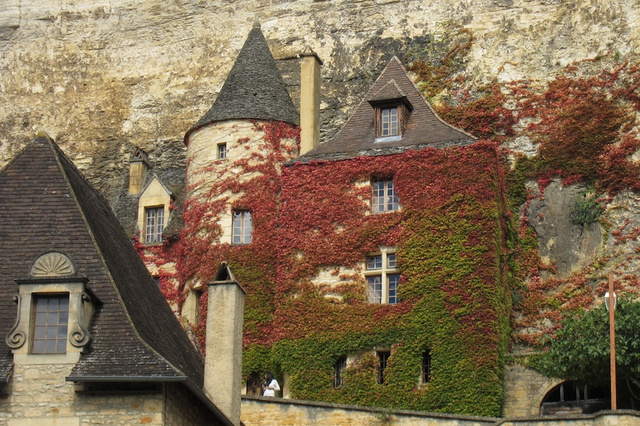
[{"xmin": 2, "ymin": 0, "xmax": 640, "ymax": 201}]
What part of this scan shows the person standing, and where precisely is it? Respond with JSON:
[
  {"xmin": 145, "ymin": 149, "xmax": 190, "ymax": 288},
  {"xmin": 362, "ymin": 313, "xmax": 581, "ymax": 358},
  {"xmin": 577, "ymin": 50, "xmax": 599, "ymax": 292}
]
[{"xmin": 262, "ymin": 372, "xmax": 280, "ymax": 397}]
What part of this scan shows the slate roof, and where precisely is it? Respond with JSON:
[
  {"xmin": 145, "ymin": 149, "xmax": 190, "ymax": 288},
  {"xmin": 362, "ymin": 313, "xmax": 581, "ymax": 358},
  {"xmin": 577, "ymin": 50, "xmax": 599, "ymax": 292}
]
[
  {"xmin": 295, "ymin": 56, "xmax": 476, "ymax": 163},
  {"xmin": 185, "ymin": 22, "xmax": 299, "ymax": 141},
  {"xmin": 0, "ymin": 135, "xmax": 227, "ymax": 422}
]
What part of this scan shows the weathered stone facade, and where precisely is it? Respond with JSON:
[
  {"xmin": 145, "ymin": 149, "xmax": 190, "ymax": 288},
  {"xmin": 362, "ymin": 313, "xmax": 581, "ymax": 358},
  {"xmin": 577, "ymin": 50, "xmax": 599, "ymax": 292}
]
[{"xmin": 0, "ymin": 362, "xmax": 215, "ymax": 425}]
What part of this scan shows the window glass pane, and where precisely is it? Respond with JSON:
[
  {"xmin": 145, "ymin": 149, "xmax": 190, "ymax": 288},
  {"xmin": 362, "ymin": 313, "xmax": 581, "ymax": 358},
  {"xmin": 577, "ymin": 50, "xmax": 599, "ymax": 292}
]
[
  {"xmin": 218, "ymin": 143, "xmax": 227, "ymax": 159},
  {"xmin": 33, "ymin": 340, "xmax": 45, "ymax": 353},
  {"xmin": 366, "ymin": 255, "xmax": 382, "ymax": 270},
  {"xmin": 244, "ymin": 212, "xmax": 252, "ymax": 244},
  {"xmin": 388, "ymin": 274, "xmax": 400, "ymax": 305},
  {"xmin": 387, "ymin": 253, "xmax": 396, "ymax": 268},
  {"xmin": 367, "ymin": 276, "xmax": 382, "ymax": 304},
  {"xmin": 34, "ymin": 326, "xmax": 45, "ymax": 339}
]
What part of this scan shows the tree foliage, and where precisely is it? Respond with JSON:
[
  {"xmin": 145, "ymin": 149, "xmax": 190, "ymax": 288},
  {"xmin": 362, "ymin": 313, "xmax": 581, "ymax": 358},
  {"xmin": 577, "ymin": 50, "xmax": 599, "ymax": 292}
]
[{"xmin": 541, "ymin": 298, "xmax": 640, "ymax": 399}]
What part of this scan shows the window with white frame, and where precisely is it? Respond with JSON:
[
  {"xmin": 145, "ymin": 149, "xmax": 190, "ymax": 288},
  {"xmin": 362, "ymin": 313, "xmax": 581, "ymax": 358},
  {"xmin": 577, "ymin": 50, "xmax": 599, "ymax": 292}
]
[
  {"xmin": 372, "ymin": 179, "xmax": 399, "ymax": 213},
  {"xmin": 380, "ymin": 107, "xmax": 399, "ymax": 137},
  {"xmin": 145, "ymin": 206, "xmax": 165, "ymax": 244},
  {"xmin": 365, "ymin": 249, "xmax": 400, "ymax": 304},
  {"xmin": 232, "ymin": 210, "xmax": 252, "ymax": 245}
]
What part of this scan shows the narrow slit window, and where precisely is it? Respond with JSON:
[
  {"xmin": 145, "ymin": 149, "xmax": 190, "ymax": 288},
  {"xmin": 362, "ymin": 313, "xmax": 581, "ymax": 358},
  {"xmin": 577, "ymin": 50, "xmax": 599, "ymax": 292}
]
[
  {"xmin": 377, "ymin": 350, "xmax": 391, "ymax": 384},
  {"xmin": 422, "ymin": 350, "xmax": 432, "ymax": 383},
  {"xmin": 334, "ymin": 356, "xmax": 347, "ymax": 389}
]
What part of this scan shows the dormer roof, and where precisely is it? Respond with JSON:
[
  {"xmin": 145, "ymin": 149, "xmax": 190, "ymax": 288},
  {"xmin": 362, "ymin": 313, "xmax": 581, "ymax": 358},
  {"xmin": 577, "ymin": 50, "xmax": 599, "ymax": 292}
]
[
  {"xmin": 185, "ymin": 22, "xmax": 299, "ymax": 142},
  {"xmin": 295, "ymin": 56, "xmax": 475, "ymax": 163}
]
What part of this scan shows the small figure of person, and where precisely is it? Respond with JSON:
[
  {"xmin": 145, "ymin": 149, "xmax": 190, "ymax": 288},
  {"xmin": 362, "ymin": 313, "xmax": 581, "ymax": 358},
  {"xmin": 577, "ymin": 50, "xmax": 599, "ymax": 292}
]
[{"xmin": 262, "ymin": 372, "xmax": 280, "ymax": 397}]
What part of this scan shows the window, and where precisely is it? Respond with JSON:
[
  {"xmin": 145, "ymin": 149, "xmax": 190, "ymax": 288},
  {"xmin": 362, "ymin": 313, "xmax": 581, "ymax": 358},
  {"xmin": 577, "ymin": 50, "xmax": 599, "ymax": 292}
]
[
  {"xmin": 372, "ymin": 180, "xmax": 399, "ymax": 213},
  {"xmin": 145, "ymin": 206, "xmax": 164, "ymax": 243},
  {"xmin": 232, "ymin": 210, "xmax": 252, "ymax": 245},
  {"xmin": 380, "ymin": 107, "xmax": 398, "ymax": 137},
  {"xmin": 218, "ymin": 143, "xmax": 227, "ymax": 159},
  {"xmin": 422, "ymin": 350, "xmax": 432, "ymax": 383},
  {"xmin": 32, "ymin": 294, "xmax": 69, "ymax": 354},
  {"xmin": 365, "ymin": 250, "xmax": 400, "ymax": 304},
  {"xmin": 377, "ymin": 350, "xmax": 391, "ymax": 384},
  {"xmin": 369, "ymin": 96, "xmax": 412, "ymax": 142},
  {"xmin": 334, "ymin": 355, "xmax": 347, "ymax": 389}
]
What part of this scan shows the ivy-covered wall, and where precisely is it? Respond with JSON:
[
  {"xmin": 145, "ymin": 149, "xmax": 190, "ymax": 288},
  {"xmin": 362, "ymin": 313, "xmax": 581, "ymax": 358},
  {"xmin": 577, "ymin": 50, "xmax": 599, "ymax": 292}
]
[{"xmin": 165, "ymin": 118, "xmax": 511, "ymax": 417}]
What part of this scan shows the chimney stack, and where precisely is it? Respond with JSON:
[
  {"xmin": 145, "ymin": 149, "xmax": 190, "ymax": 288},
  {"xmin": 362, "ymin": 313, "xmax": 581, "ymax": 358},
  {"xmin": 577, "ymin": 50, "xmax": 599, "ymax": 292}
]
[
  {"xmin": 128, "ymin": 148, "xmax": 150, "ymax": 195},
  {"xmin": 299, "ymin": 47, "xmax": 322, "ymax": 155},
  {"xmin": 204, "ymin": 263, "xmax": 245, "ymax": 426}
]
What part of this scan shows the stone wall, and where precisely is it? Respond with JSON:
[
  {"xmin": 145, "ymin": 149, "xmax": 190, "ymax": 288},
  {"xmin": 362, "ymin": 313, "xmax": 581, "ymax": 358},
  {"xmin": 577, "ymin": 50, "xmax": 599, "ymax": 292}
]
[
  {"xmin": 502, "ymin": 363, "xmax": 560, "ymax": 418},
  {"xmin": 240, "ymin": 396, "xmax": 498, "ymax": 425},
  {"xmin": 241, "ymin": 397, "xmax": 640, "ymax": 426},
  {"xmin": 0, "ymin": 361, "xmax": 213, "ymax": 425}
]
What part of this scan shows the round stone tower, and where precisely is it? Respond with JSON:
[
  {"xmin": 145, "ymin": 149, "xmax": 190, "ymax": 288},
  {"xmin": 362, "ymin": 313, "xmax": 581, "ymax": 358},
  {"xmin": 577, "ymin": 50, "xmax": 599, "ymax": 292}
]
[{"xmin": 180, "ymin": 21, "xmax": 300, "ymax": 318}]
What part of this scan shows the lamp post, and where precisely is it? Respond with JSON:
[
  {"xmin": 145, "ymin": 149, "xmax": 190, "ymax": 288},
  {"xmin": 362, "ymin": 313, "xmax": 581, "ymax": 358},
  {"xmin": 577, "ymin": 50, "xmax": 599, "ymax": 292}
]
[{"xmin": 604, "ymin": 272, "xmax": 617, "ymax": 410}]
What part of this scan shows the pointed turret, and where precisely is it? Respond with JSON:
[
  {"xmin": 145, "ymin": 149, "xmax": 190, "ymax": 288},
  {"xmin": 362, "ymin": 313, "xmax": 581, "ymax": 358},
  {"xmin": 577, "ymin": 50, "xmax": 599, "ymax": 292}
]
[{"xmin": 185, "ymin": 22, "xmax": 298, "ymax": 141}]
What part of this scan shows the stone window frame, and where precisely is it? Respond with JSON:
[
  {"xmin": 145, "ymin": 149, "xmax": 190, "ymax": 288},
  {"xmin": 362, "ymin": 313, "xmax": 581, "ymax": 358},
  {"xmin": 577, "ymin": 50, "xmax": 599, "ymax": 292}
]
[
  {"xmin": 364, "ymin": 247, "xmax": 400, "ymax": 305},
  {"xmin": 6, "ymin": 252, "xmax": 97, "ymax": 363}
]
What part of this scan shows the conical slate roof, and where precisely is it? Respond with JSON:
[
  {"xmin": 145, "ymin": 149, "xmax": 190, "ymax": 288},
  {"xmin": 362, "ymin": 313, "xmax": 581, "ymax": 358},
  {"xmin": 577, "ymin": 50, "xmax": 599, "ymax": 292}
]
[
  {"xmin": 296, "ymin": 57, "xmax": 475, "ymax": 162},
  {"xmin": 185, "ymin": 22, "xmax": 299, "ymax": 141}
]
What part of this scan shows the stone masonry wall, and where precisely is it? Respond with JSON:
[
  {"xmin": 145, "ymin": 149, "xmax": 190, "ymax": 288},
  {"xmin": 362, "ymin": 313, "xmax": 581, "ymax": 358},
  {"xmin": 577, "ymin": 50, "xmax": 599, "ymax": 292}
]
[
  {"xmin": 241, "ymin": 398, "xmax": 640, "ymax": 426},
  {"xmin": 0, "ymin": 361, "xmax": 165, "ymax": 425}
]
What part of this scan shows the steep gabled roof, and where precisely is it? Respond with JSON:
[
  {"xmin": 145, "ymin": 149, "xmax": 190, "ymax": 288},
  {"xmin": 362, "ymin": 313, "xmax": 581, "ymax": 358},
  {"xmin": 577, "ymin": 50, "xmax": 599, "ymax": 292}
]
[
  {"xmin": 295, "ymin": 56, "xmax": 475, "ymax": 163},
  {"xmin": 0, "ymin": 135, "xmax": 222, "ymax": 418},
  {"xmin": 185, "ymin": 22, "xmax": 299, "ymax": 141}
]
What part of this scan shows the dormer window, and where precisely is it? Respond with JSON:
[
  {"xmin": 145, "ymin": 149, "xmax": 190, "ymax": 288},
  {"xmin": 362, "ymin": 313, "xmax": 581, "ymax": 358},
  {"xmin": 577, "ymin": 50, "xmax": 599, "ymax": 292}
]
[{"xmin": 368, "ymin": 80, "xmax": 413, "ymax": 143}]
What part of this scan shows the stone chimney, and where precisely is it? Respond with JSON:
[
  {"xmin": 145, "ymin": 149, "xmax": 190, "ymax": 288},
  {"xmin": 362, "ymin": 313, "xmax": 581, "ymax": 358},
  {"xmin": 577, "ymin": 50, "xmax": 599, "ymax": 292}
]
[
  {"xmin": 128, "ymin": 148, "xmax": 150, "ymax": 195},
  {"xmin": 204, "ymin": 262, "xmax": 245, "ymax": 426},
  {"xmin": 299, "ymin": 47, "xmax": 322, "ymax": 155}
]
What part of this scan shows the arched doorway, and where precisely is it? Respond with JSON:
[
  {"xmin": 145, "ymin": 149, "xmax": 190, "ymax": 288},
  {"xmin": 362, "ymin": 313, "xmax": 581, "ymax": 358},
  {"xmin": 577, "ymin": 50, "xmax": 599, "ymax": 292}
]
[{"xmin": 540, "ymin": 380, "xmax": 609, "ymax": 415}]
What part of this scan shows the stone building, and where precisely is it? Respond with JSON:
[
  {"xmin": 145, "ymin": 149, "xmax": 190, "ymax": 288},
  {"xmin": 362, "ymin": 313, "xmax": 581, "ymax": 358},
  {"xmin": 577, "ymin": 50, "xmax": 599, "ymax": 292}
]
[
  {"xmin": 130, "ymin": 22, "xmax": 515, "ymax": 418},
  {"xmin": 0, "ymin": 134, "xmax": 244, "ymax": 425}
]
